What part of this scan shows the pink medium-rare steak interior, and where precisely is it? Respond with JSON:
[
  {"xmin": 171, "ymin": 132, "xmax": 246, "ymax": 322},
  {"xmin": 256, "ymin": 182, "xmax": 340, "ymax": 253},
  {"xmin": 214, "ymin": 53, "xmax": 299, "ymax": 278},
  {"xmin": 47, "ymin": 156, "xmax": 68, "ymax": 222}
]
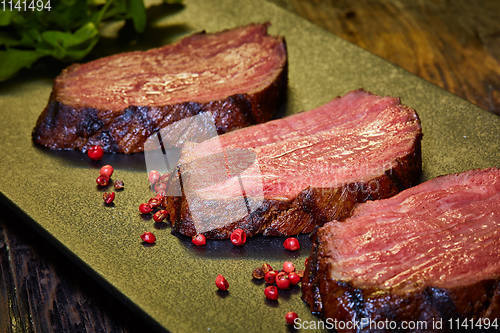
[
  {"xmin": 54, "ymin": 24, "xmax": 286, "ymax": 111},
  {"xmin": 319, "ymin": 168, "xmax": 500, "ymax": 293},
  {"xmin": 183, "ymin": 90, "xmax": 421, "ymax": 199}
]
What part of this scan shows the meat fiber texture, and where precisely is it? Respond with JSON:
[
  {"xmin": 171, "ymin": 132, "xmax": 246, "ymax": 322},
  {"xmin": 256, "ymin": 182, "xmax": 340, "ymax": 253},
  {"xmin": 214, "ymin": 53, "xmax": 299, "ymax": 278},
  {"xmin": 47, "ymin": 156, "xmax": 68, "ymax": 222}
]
[
  {"xmin": 33, "ymin": 23, "xmax": 287, "ymax": 153},
  {"xmin": 165, "ymin": 89, "xmax": 422, "ymax": 238},
  {"xmin": 302, "ymin": 168, "xmax": 500, "ymax": 332}
]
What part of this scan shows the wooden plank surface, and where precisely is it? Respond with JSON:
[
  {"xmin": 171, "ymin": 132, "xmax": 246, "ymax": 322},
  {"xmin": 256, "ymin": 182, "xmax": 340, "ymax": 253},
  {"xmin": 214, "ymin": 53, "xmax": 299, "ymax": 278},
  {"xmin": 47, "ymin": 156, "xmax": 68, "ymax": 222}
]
[
  {"xmin": 272, "ymin": 0, "xmax": 500, "ymax": 114},
  {"xmin": 1, "ymin": 1, "xmax": 499, "ymax": 332},
  {"xmin": 0, "ymin": 205, "xmax": 161, "ymax": 332}
]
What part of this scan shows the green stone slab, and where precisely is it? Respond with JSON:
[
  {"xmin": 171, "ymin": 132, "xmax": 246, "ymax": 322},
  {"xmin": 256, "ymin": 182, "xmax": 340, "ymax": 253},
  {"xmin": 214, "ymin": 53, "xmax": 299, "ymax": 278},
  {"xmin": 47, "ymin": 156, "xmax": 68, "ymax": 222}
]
[{"xmin": 0, "ymin": 0, "xmax": 498, "ymax": 332}]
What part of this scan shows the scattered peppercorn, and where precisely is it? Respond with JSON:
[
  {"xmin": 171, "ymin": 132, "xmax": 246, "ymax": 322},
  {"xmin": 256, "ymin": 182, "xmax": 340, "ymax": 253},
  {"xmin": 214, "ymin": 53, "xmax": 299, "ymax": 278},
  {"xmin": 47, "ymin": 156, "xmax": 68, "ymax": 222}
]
[
  {"xmin": 148, "ymin": 170, "xmax": 160, "ymax": 184},
  {"xmin": 261, "ymin": 263, "xmax": 273, "ymax": 274},
  {"xmin": 276, "ymin": 273, "xmax": 290, "ymax": 290},
  {"xmin": 153, "ymin": 210, "xmax": 168, "ymax": 223},
  {"xmin": 230, "ymin": 228, "xmax": 247, "ymax": 246},
  {"xmin": 264, "ymin": 270, "xmax": 277, "ymax": 284},
  {"xmin": 155, "ymin": 192, "xmax": 165, "ymax": 200},
  {"xmin": 254, "ymin": 263, "xmax": 274, "ymax": 280},
  {"xmin": 276, "ymin": 271, "xmax": 287, "ymax": 279},
  {"xmin": 215, "ymin": 274, "xmax": 229, "ymax": 291},
  {"xmin": 103, "ymin": 192, "xmax": 115, "ymax": 205},
  {"xmin": 285, "ymin": 312, "xmax": 298, "ymax": 325},
  {"xmin": 96, "ymin": 175, "xmax": 109, "ymax": 187},
  {"xmin": 264, "ymin": 285, "xmax": 278, "ymax": 300},
  {"xmin": 99, "ymin": 164, "xmax": 114, "ymax": 178},
  {"xmin": 140, "ymin": 232, "xmax": 156, "ymax": 244},
  {"xmin": 252, "ymin": 267, "xmax": 264, "ymax": 279},
  {"xmin": 288, "ymin": 272, "xmax": 301, "ymax": 285},
  {"xmin": 114, "ymin": 179, "xmax": 124, "ymax": 190},
  {"xmin": 139, "ymin": 203, "xmax": 152, "ymax": 214},
  {"xmin": 87, "ymin": 145, "xmax": 104, "ymax": 161},
  {"xmin": 148, "ymin": 197, "xmax": 162, "ymax": 209},
  {"xmin": 283, "ymin": 261, "xmax": 295, "ymax": 274},
  {"xmin": 283, "ymin": 237, "xmax": 300, "ymax": 251},
  {"xmin": 192, "ymin": 234, "xmax": 206, "ymax": 246}
]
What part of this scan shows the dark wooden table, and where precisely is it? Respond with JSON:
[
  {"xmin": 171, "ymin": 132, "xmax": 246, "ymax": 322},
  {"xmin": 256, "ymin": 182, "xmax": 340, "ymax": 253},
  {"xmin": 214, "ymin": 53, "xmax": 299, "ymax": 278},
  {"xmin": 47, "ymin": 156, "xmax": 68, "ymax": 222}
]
[
  {"xmin": 1, "ymin": 1, "xmax": 499, "ymax": 332},
  {"xmin": 276, "ymin": 0, "xmax": 500, "ymax": 115}
]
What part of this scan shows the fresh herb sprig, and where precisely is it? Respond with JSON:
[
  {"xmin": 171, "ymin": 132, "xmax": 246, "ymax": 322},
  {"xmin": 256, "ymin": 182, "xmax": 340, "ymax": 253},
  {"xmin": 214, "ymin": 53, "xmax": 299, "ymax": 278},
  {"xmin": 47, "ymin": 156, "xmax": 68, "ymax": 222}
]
[{"xmin": 0, "ymin": 0, "xmax": 180, "ymax": 81}]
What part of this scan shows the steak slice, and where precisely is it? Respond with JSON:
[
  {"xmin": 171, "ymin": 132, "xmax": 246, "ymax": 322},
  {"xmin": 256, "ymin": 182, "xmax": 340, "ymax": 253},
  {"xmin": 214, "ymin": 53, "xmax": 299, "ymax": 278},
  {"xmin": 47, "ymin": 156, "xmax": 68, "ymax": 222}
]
[
  {"xmin": 33, "ymin": 23, "xmax": 287, "ymax": 154},
  {"xmin": 302, "ymin": 168, "xmax": 500, "ymax": 332},
  {"xmin": 166, "ymin": 89, "xmax": 422, "ymax": 238}
]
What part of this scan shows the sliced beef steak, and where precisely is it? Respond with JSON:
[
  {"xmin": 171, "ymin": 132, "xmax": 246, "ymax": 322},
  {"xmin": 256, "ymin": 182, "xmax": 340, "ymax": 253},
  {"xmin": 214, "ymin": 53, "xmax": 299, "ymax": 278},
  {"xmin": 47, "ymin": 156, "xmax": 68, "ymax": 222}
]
[
  {"xmin": 166, "ymin": 90, "xmax": 422, "ymax": 238},
  {"xmin": 33, "ymin": 24, "xmax": 287, "ymax": 153},
  {"xmin": 302, "ymin": 168, "xmax": 500, "ymax": 332}
]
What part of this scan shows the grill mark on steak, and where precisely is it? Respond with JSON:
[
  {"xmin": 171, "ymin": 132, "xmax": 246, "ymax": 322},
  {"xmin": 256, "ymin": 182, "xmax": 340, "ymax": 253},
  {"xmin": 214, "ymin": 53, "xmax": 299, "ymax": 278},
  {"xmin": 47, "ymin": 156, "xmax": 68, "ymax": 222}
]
[
  {"xmin": 166, "ymin": 90, "xmax": 422, "ymax": 238},
  {"xmin": 33, "ymin": 24, "xmax": 287, "ymax": 154},
  {"xmin": 304, "ymin": 229, "xmax": 324, "ymax": 315},
  {"xmin": 302, "ymin": 168, "xmax": 500, "ymax": 332}
]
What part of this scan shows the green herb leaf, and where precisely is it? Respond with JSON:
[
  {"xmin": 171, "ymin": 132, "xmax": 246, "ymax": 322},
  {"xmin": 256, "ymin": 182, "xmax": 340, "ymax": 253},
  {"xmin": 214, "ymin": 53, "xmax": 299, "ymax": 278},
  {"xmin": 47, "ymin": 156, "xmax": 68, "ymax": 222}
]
[
  {"xmin": 0, "ymin": 49, "xmax": 44, "ymax": 81},
  {"xmin": 0, "ymin": 11, "xmax": 16, "ymax": 26},
  {"xmin": 40, "ymin": 22, "xmax": 99, "ymax": 59},
  {"xmin": 127, "ymin": 0, "xmax": 147, "ymax": 33},
  {"xmin": 0, "ymin": 0, "xmax": 183, "ymax": 81}
]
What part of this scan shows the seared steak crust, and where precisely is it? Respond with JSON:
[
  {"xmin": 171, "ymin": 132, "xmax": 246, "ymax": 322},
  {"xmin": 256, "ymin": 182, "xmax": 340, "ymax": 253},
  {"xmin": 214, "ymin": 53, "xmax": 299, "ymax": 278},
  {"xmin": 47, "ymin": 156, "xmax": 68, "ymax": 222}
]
[
  {"xmin": 303, "ymin": 231, "xmax": 500, "ymax": 332},
  {"xmin": 167, "ymin": 139, "xmax": 421, "ymax": 239},
  {"xmin": 33, "ymin": 76, "xmax": 286, "ymax": 153},
  {"xmin": 165, "ymin": 90, "xmax": 423, "ymax": 239},
  {"xmin": 33, "ymin": 24, "xmax": 287, "ymax": 154},
  {"xmin": 302, "ymin": 168, "xmax": 500, "ymax": 332}
]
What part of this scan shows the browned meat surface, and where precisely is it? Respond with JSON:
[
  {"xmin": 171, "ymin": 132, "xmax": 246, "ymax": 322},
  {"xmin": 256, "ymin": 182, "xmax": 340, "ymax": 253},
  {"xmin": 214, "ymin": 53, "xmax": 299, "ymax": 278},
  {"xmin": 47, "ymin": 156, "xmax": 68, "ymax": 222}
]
[
  {"xmin": 33, "ymin": 24, "xmax": 287, "ymax": 153},
  {"xmin": 165, "ymin": 90, "xmax": 422, "ymax": 238},
  {"xmin": 302, "ymin": 168, "xmax": 500, "ymax": 332}
]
